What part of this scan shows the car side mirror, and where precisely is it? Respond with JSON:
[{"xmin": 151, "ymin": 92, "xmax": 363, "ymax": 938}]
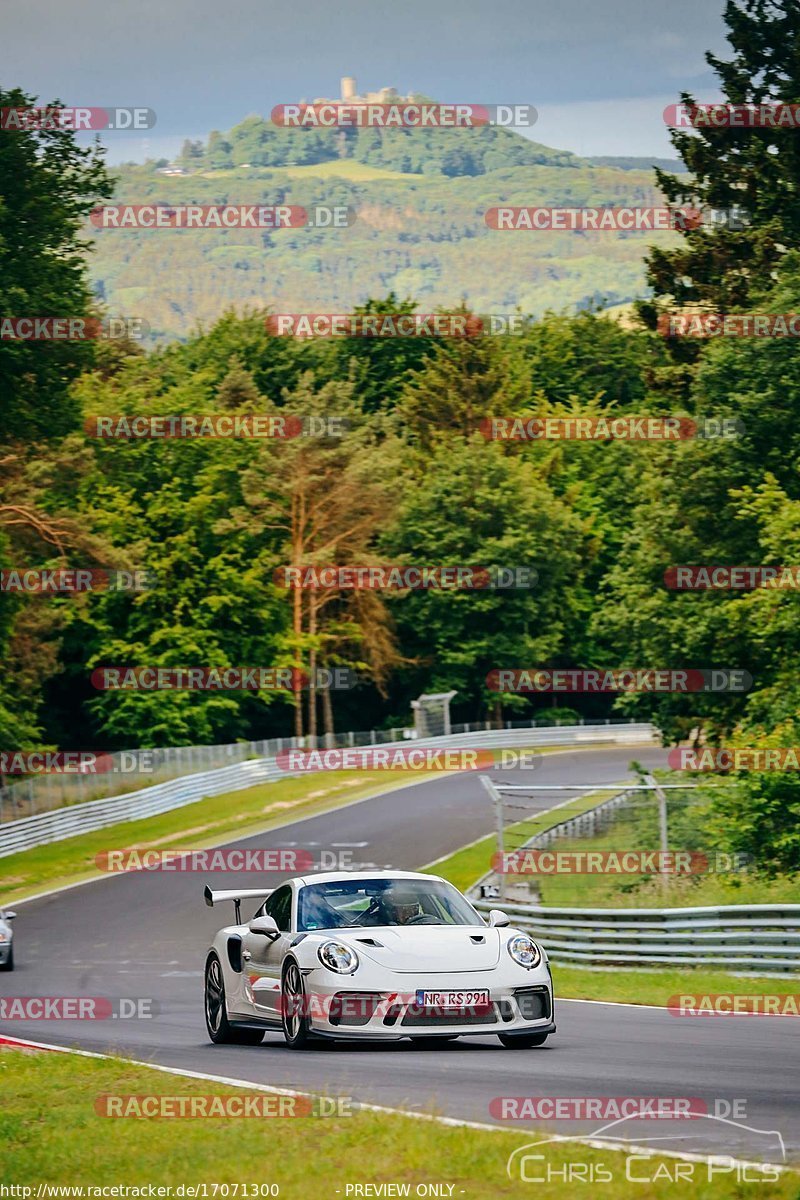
[
  {"xmin": 248, "ymin": 914, "xmax": 280, "ymax": 939},
  {"xmin": 488, "ymin": 909, "xmax": 510, "ymax": 928},
  {"xmin": 3, "ymin": 911, "xmax": 16, "ymax": 921}
]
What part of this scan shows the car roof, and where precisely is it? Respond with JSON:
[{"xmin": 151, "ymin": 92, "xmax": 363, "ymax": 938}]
[{"xmin": 294, "ymin": 869, "xmax": 445, "ymax": 887}]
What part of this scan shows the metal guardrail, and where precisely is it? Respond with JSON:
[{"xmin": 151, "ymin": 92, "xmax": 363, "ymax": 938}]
[
  {"xmin": 470, "ymin": 778, "xmax": 800, "ymax": 974},
  {"xmin": 0, "ymin": 722, "xmax": 656, "ymax": 858},
  {"xmin": 0, "ymin": 715, "xmax": 652, "ymax": 822},
  {"xmin": 0, "ymin": 738, "xmax": 295, "ymax": 822},
  {"xmin": 472, "ymin": 898, "xmax": 800, "ymax": 972},
  {"xmin": 0, "ymin": 757, "xmax": 285, "ymax": 859}
]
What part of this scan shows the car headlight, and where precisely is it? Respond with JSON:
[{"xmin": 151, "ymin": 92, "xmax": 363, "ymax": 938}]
[
  {"xmin": 507, "ymin": 934, "xmax": 541, "ymax": 969},
  {"xmin": 317, "ymin": 941, "xmax": 359, "ymax": 973},
  {"xmin": 0, "ymin": 933, "xmax": 7, "ymax": 943}
]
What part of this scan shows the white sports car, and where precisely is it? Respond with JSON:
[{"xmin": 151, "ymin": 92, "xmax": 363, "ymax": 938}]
[
  {"xmin": 203, "ymin": 870, "xmax": 555, "ymax": 1048},
  {"xmin": 0, "ymin": 909, "xmax": 15, "ymax": 971}
]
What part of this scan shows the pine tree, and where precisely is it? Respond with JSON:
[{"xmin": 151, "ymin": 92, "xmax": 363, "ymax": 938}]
[
  {"xmin": 206, "ymin": 130, "xmax": 233, "ymax": 170},
  {"xmin": 640, "ymin": 0, "xmax": 800, "ymax": 326},
  {"xmin": 216, "ymin": 357, "xmax": 261, "ymax": 409}
]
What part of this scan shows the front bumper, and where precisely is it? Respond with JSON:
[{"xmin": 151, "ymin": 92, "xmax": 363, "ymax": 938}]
[{"xmin": 303, "ymin": 972, "xmax": 554, "ymax": 1040}]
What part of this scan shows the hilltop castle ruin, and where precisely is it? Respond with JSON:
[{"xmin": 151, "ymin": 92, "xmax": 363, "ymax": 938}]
[{"xmin": 312, "ymin": 77, "xmax": 415, "ymax": 105}]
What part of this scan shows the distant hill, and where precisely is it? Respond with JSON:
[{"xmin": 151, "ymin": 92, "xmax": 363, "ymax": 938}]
[
  {"xmin": 89, "ymin": 120, "xmax": 682, "ymax": 342},
  {"xmin": 178, "ymin": 116, "xmax": 583, "ymax": 176},
  {"xmin": 586, "ymin": 156, "xmax": 690, "ymax": 173}
]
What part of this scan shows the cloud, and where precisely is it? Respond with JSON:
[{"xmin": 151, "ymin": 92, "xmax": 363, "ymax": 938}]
[{"xmin": 529, "ymin": 94, "xmax": 720, "ymax": 158}]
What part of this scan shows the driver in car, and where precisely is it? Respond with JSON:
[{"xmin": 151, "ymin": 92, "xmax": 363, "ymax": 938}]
[
  {"xmin": 357, "ymin": 886, "xmax": 428, "ymax": 926},
  {"xmin": 380, "ymin": 888, "xmax": 424, "ymax": 925}
]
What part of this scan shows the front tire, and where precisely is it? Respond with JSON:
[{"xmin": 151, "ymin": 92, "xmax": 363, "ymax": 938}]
[
  {"xmin": 498, "ymin": 1031, "xmax": 549, "ymax": 1048},
  {"xmin": 0, "ymin": 946, "xmax": 13, "ymax": 972},
  {"xmin": 204, "ymin": 953, "xmax": 264, "ymax": 1045},
  {"xmin": 281, "ymin": 960, "xmax": 312, "ymax": 1049}
]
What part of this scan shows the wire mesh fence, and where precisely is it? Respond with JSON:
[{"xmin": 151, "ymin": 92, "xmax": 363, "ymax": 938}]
[
  {"xmin": 477, "ymin": 774, "xmax": 739, "ymax": 909},
  {"xmin": 469, "ymin": 775, "xmax": 797, "ymax": 969},
  {"xmin": 0, "ymin": 716, "xmax": 648, "ymax": 823}
]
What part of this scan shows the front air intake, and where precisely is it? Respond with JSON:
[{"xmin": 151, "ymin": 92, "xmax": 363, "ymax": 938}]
[
  {"xmin": 514, "ymin": 986, "xmax": 551, "ymax": 1021},
  {"xmin": 329, "ymin": 992, "xmax": 382, "ymax": 1027}
]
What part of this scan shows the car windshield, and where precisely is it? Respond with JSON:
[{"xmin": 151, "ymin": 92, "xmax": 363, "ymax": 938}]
[{"xmin": 297, "ymin": 878, "xmax": 482, "ymax": 931}]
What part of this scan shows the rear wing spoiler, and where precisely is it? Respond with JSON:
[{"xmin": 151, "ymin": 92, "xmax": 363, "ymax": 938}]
[{"xmin": 204, "ymin": 885, "xmax": 273, "ymax": 923}]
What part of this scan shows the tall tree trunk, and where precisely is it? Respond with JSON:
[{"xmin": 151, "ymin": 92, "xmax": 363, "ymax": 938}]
[
  {"xmin": 322, "ymin": 684, "xmax": 335, "ymax": 748},
  {"xmin": 292, "ymin": 496, "xmax": 304, "ymax": 741},
  {"xmin": 307, "ymin": 593, "xmax": 318, "ymax": 747}
]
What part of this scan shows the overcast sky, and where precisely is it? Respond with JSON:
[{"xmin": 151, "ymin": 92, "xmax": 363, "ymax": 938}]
[{"xmin": 2, "ymin": 0, "xmax": 729, "ymax": 161}]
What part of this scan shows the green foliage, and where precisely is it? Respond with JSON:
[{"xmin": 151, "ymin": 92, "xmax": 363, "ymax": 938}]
[
  {"xmin": 594, "ymin": 257, "xmax": 800, "ymax": 746},
  {"xmin": 5, "ymin": 2, "xmax": 800, "ymax": 877},
  {"xmin": 190, "ymin": 115, "xmax": 581, "ymax": 177},
  {"xmin": 86, "ymin": 156, "xmax": 672, "ymax": 343},
  {"xmin": 382, "ymin": 434, "xmax": 588, "ymax": 712},
  {"xmin": 0, "ymin": 87, "xmax": 114, "ymax": 440},
  {"xmin": 642, "ymin": 0, "xmax": 800, "ymax": 320}
]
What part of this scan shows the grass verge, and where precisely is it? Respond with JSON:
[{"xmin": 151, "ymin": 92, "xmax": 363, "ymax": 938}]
[
  {"xmin": 424, "ymin": 787, "xmax": 622, "ymax": 893},
  {"xmin": 0, "ymin": 1049, "xmax": 794, "ymax": 1195},
  {"xmin": 425, "ymin": 788, "xmax": 800, "ymax": 1006},
  {"xmin": 552, "ymin": 965, "xmax": 800, "ymax": 1006},
  {"xmin": 531, "ymin": 806, "xmax": 800, "ymax": 908}
]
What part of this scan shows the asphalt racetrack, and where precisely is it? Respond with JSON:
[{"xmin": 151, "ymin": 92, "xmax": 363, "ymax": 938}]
[{"xmin": 2, "ymin": 745, "xmax": 797, "ymax": 1165}]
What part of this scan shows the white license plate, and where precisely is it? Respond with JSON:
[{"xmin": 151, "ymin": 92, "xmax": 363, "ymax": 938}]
[{"xmin": 415, "ymin": 989, "xmax": 491, "ymax": 1008}]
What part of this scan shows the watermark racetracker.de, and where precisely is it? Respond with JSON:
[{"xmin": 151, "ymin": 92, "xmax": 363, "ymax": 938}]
[
  {"xmin": 0, "ymin": 568, "xmax": 154, "ymax": 593},
  {"xmin": 89, "ymin": 205, "xmax": 355, "ymax": 229},
  {"xmin": 486, "ymin": 668, "xmax": 752, "ymax": 693},
  {"xmin": 0, "ymin": 996, "xmax": 157, "ymax": 1019},
  {"xmin": 0, "ymin": 317, "xmax": 148, "ymax": 340},
  {"xmin": 89, "ymin": 667, "xmax": 356, "ymax": 691},
  {"xmin": 0, "ymin": 106, "xmax": 156, "ymax": 131}
]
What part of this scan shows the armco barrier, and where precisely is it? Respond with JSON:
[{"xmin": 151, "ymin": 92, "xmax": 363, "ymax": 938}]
[
  {"xmin": 0, "ymin": 722, "xmax": 655, "ymax": 858},
  {"xmin": 471, "ymin": 898, "xmax": 800, "ymax": 972},
  {"xmin": 470, "ymin": 780, "xmax": 800, "ymax": 974},
  {"xmin": 0, "ymin": 757, "xmax": 285, "ymax": 859},
  {"xmin": 0, "ymin": 717, "xmax": 651, "ymax": 821}
]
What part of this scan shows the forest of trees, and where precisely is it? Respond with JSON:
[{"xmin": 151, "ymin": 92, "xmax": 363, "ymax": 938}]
[
  {"xmin": 89, "ymin": 153, "xmax": 665, "ymax": 343},
  {"xmin": 2, "ymin": 0, "xmax": 800, "ymax": 871},
  {"xmin": 176, "ymin": 117, "xmax": 582, "ymax": 175}
]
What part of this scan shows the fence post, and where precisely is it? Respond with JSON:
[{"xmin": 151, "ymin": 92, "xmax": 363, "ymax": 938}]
[
  {"xmin": 645, "ymin": 773, "xmax": 669, "ymax": 893},
  {"xmin": 480, "ymin": 775, "xmax": 505, "ymax": 902}
]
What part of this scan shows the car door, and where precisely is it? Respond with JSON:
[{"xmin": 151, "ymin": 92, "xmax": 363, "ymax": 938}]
[{"xmin": 241, "ymin": 884, "xmax": 294, "ymax": 1020}]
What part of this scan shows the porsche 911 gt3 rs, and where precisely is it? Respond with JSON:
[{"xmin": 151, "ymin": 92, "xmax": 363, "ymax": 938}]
[{"xmin": 203, "ymin": 870, "xmax": 555, "ymax": 1048}]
